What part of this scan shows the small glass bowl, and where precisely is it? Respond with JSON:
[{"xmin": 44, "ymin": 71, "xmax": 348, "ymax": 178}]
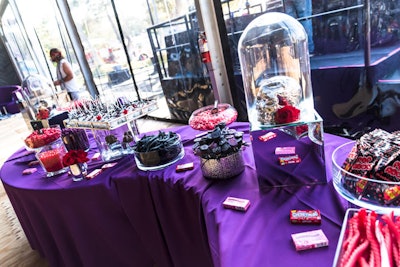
[
  {"xmin": 332, "ymin": 141, "xmax": 400, "ymax": 212},
  {"xmin": 188, "ymin": 103, "xmax": 238, "ymax": 130},
  {"xmin": 133, "ymin": 133, "xmax": 184, "ymax": 171},
  {"xmin": 35, "ymin": 137, "xmax": 68, "ymax": 177}
]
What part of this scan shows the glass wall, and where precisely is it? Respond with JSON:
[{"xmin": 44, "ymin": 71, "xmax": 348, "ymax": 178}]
[
  {"xmin": 218, "ymin": 0, "xmax": 400, "ymax": 135},
  {"xmin": 65, "ymin": 0, "xmax": 197, "ymax": 118},
  {"xmin": 67, "ymin": 0, "xmax": 135, "ymax": 97},
  {"xmin": 1, "ymin": 0, "xmax": 399, "ymax": 129},
  {"xmin": 1, "ymin": 4, "xmax": 42, "ymax": 79},
  {"xmin": 0, "ymin": 0, "xmax": 199, "ymax": 120}
]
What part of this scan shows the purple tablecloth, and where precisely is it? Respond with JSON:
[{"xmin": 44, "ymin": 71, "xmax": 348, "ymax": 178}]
[
  {"xmin": 0, "ymin": 143, "xmax": 154, "ymax": 267},
  {"xmin": 113, "ymin": 125, "xmax": 216, "ymax": 267},
  {"xmin": 113, "ymin": 122, "xmax": 351, "ymax": 267},
  {"xmin": 1, "ymin": 122, "xmax": 351, "ymax": 267},
  {"xmin": 200, "ymin": 124, "xmax": 351, "ymax": 267}
]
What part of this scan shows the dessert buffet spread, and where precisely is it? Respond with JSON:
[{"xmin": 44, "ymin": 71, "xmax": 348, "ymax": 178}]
[
  {"xmin": 19, "ymin": 95, "xmax": 400, "ymax": 266},
  {"xmin": 333, "ymin": 129, "xmax": 400, "ymax": 209},
  {"xmin": 62, "ymin": 98, "xmax": 158, "ymax": 162},
  {"xmin": 64, "ymin": 98, "xmax": 158, "ymax": 130},
  {"xmin": 21, "ymin": 96, "xmax": 161, "ymax": 175}
]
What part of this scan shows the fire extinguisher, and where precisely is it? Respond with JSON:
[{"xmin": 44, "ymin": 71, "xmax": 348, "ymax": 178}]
[{"xmin": 198, "ymin": 31, "xmax": 211, "ymax": 64}]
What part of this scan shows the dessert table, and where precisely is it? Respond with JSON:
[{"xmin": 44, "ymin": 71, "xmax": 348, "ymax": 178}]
[{"xmin": 1, "ymin": 122, "xmax": 351, "ymax": 267}]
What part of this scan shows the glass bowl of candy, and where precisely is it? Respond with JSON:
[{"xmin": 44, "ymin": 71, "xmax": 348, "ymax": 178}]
[
  {"xmin": 188, "ymin": 103, "xmax": 238, "ymax": 131},
  {"xmin": 35, "ymin": 137, "xmax": 68, "ymax": 177},
  {"xmin": 333, "ymin": 208, "xmax": 399, "ymax": 267},
  {"xmin": 332, "ymin": 129, "xmax": 400, "ymax": 212},
  {"xmin": 23, "ymin": 125, "xmax": 62, "ymax": 151},
  {"xmin": 133, "ymin": 131, "xmax": 184, "ymax": 171}
]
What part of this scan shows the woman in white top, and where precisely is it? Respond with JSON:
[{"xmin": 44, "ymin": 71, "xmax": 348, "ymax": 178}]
[{"xmin": 50, "ymin": 48, "xmax": 80, "ymax": 101}]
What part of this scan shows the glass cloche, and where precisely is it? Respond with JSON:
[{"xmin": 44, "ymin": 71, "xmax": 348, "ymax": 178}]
[
  {"xmin": 238, "ymin": 12, "xmax": 326, "ymax": 189},
  {"xmin": 238, "ymin": 12, "xmax": 315, "ymax": 130}
]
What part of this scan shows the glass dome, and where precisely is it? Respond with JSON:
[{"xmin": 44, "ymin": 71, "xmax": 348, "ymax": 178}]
[
  {"xmin": 18, "ymin": 74, "xmax": 59, "ymax": 122},
  {"xmin": 238, "ymin": 12, "xmax": 314, "ymax": 130},
  {"xmin": 22, "ymin": 74, "xmax": 55, "ymax": 100}
]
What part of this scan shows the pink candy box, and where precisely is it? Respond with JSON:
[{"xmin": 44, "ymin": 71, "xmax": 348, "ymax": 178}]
[
  {"xmin": 275, "ymin": 146, "xmax": 296, "ymax": 155},
  {"xmin": 223, "ymin": 196, "xmax": 250, "ymax": 211},
  {"xmin": 291, "ymin": 229, "xmax": 329, "ymax": 251}
]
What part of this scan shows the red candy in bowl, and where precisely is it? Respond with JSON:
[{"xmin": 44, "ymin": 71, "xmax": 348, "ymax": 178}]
[
  {"xmin": 189, "ymin": 103, "xmax": 238, "ymax": 130},
  {"xmin": 24, "ymin": 126, "xmax": 62, "ymax": 150}
]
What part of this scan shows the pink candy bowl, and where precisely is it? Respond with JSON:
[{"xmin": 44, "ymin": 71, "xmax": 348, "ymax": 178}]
[{"xmin": 188, "ymin": 103, "xmax": 238, "ymax": 131}]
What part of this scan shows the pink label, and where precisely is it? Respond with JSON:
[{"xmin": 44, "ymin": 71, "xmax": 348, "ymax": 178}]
[
  {"xmin": 275, "ymin": 147, "xmax": 296, "ymax": 155},
  {"xmin": 259, "ymin": 132, "xmax": 276, "ymax": 142}
]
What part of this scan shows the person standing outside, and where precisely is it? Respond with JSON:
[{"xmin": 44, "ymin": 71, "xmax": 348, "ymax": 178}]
[
  {"xmin": 50, "ymin": 48, "xmax": 81, "ymax": 100},
  {"xmin": 283, "ymin": 0, "xmax": 315, "ymax": 54}
]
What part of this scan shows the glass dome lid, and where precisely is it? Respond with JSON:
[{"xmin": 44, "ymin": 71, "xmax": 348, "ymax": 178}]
[
  {"xmin": 240, "ymin": 13, "xmax": 306, "ymax": 48},
  {"xmin": 238, "ymin": 12, "xmax": 314, "ymax": 129}
]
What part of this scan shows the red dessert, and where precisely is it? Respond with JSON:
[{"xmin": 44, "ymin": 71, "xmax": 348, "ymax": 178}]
[{"xmin": 24, "ymin": 127, "xmax": 62, "ymax": 149}]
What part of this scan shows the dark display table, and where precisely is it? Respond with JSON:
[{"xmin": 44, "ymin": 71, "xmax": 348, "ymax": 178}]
[{"xmin": 0, "ymin": 122, "xmax": 350, "ymax": 267}]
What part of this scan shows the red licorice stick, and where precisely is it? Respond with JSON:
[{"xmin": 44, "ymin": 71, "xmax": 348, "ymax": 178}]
[
  {"xmin": 369, "ymin": 251, "xmax": 376, "ymax": 267},
  {"xmin": 342, "ymin": 215, "xmax": 358, "ymax": 251},
  {"xmin": 358, "ymin": 209, "xmax": 368, "ymax": 238},
  {"xmin": 366, "ymin": 211, "xmax": 380, "ymax": 266},
  {"xmin": 340, "ymin": 216, "xmax": 362, "ymax": 265},
  {"xmin": 382, "ymin": 224, "xmax": 393, "ymax": 267},
  {"xmin": 342, "ymin": 221, "xmax": 356, "ymax": 251},
  {"xmin": 382, "ymin": 212, "xmax": 400, "ymax": 266},
  {"xmin": 343, "ymin": 239, "xmax": 370, "ymax": 267},
  {"xmin": 340, "ymin": 232, "xmax": 359, "ymax": 264},
  {"xmin": 358, "ymin": 256, "xmax": 370, "ymax": 267},
  {"xmin": 391, "ymin": 233, "xmax": 400, "ymax": 266},
  {"xmin": 364, "ymin": 211, "xmax": 375, "ymax": 266},
  {"xmin": 395, "ymin": 217, "xmax": 400, "ymax": 266}
]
